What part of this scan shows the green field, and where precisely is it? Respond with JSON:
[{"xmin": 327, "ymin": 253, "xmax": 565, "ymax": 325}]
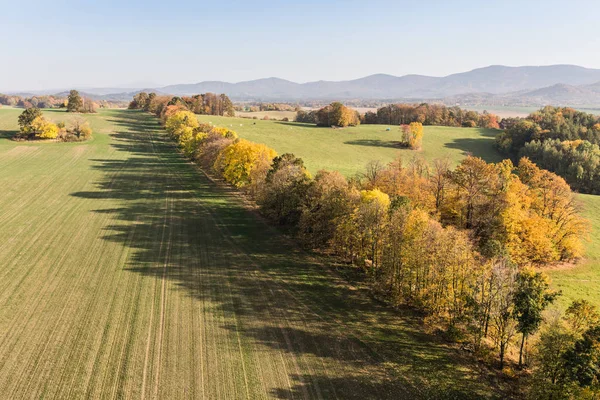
[
  {"xmin": 235, "ymin": 110, "xmax": 297, "ymax": 120},
  {"xmin": 547, "ymin": 194, "xmax": 600, "ymax": 308},
  {"xmin": 0, "ymin": 108, "xmax": 506, "ymax": 398},
  {"xmin": 196, "ymin": 115, "xmax": 600, "ymax": 311},
  {"xmin": 197, "ymin": 115, "xmax": 503, "ymax": 177}
]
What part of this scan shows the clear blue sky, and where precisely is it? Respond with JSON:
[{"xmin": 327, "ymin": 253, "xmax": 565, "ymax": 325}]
[{"xmin": 1, "ymin": 0, "xmax": 600, "ymax": 91}]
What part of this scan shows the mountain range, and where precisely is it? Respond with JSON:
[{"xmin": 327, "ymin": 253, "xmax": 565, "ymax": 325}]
[{"xmin": 11, "ymin": 65, "xmax": 600, "ymax": 106}]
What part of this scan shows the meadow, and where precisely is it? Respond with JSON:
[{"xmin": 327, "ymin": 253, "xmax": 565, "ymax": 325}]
[
  {"xmin": 196, "ymin": 115, "xmax": 503, "ymax": 177},
  {"xmin": 196, "ymin": 115, "xmax": 600, "ymax": 311},
  {"xmin": 235, "ymin": 110, "xmax": 297, "ymax": 120},
  {"xmin": 0, "ymin": 108, "xmax": 504, "ymax": 398}
]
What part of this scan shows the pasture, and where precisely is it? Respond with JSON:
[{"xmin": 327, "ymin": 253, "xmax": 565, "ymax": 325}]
[
  {"xmin": 196, "ymin": 115, "xmax": 503, "ymax": 177},
  {"xmin": 0, "ymin": 108, "xmax": 502, "ymax": 398},
  {"xmin": 196, "ymin": 115, "xmax": 600, "ymax": 311},
  {"xmin": 235, "ymin": 110, "xmax": 297, "ymax": 120}
]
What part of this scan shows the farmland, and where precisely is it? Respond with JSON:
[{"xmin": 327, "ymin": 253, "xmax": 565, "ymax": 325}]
[{"xmin": 0, "ymin": 108, "xmax": 503, "ymax": 398}]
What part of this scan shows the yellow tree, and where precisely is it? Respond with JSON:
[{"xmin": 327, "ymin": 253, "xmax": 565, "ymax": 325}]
[{"xmin": 215, "ymin": 139, "xmax": 277, "ymax": 187}]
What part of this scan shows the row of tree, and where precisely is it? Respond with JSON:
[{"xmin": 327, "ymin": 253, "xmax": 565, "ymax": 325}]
[
  {"xmin": 295, "ymin": 102, "xmax": 360, "ymax": 127},
  {"xmin": 155, "ymin": 102, "xmax": 589, "ymax": 378},
  {"xmin": 237, "ymin": 103, "xmax": 300, "ymax": 112},
  {"xmin": 496, "ymin": 106, "xmax": 600, "ymax": 194},
  {"xmin": 1, "ymin": 91, "xmax": 104, "ymax": 112},
  {"xmin": 129, "ymin": 92, "xmax": 235, "ymax": 117},
  {"xmin": 296, "ymin": 103, "xmax": 501, "ymax": 129},
  {"xmin": 16, "ymin": 107, "xmax": 92, "ymax": 141},
  {"xmin": 364, "ymin": 103, "xmax": 500, "ymax": 128}
]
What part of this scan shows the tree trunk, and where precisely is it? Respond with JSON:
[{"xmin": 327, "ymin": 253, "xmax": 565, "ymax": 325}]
[{"xmin": 518, "ymin": 333, "xmax": 526, "ymax": 368}]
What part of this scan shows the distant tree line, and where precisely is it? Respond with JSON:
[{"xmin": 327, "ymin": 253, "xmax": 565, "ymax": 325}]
[
  {"xmin": 129, "ymin": 92, "xmax": 235, "ymax": 117},
  {"xmin": 363, "ymin": 103, "xmax": 500, "ymax": 128},
  {"xmin": 295, "ymin": 102, "xmax": 360, "ymax": 127},
  {"xmin": 237, "ymin": 103, "xmax": 300, "ymax": 112},
  {"xmin": 496, "ymin": 106, "xmax": 600, "ymax": 194},
  {"xmin": 296, "ymin": 103, "xmax": 500, "ymax": 129},
  {"xmin": 0, "ymin": 91, "xmax": 112, "ymax": 111}
]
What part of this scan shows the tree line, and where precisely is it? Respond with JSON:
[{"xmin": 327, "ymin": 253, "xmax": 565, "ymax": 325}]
[
  {"xmin": 129, "ymin": 92, "xmax": 235, "ymax": 117},
  {"xmin": 0, "ymin": 90, "xmax": 109, "ymax": 111},
  {"xmin": 365, "ymin": 103, "xmax": 500, "ymax": 128},
  {"xmin": 147, "ymin": 98, "xmax": 599, "ymax": 397},
  {"xmin": 157, "ymin": 102, "xmax": 591, "ymax": 373},
  {"xmin": 296, "ymin": 102, "xmax": 360, "ymax": 127},
  {"xmin": 296, "ymin": 102, "xmax": 501, "ymax": 129},
  {"xmin": 496, "ymin": 106, "xmax": 600, "ymax": 194},
  {"xmin": 237, "ymin": 103, "xmax": 300, "ymax": 112}
]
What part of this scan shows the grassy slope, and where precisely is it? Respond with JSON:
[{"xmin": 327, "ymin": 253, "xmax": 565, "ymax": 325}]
[
  {"xmin": 196, "ymin": 115, "xmax": 600, "ymax": 312},
  {"xmin": 197, "ymin": 115, "xmax": 503, "ymax": 177},
  {"xmin": 0, "ymin": 108, "xmax": 504, "ymax": 399}
]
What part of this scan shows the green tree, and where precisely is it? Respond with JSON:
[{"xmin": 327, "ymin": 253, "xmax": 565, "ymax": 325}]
[
  {"xmin": 563, "ymin": 325, "xmax": 600, "ymax": 393},
  {"xmin": 67, "ymin": 90, "xmax": 83, "ymax": 112},
  {"xmin": 513, "ymin": 269, "xmax": 558, "ymax": 367},
  {"xmin": 529, "ymin": 316, "xmax": 576, "ymax": 400},
  {"xmin": 17, "ymin": 107, "xmax": 42, "ymax": 133}
]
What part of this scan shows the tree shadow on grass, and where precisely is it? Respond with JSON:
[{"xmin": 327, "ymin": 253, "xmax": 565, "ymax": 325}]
[
  {"xmin": 344, "ymin": 139, "xmax": 404, "ymax": 149},
  {"xmin": 444, "ymin": 137, "xmax": 504, "ymax": 163},
  {"xmin": 0, "ymin": 129, "xmax": 17, "ymax": 140},
  {"xmin": 274, "ymin": 121, "xmax": 321, "ymax": 128},
  {"xmin": 69, "ymin": 110, "xmax": 513, "ymax": 399}
]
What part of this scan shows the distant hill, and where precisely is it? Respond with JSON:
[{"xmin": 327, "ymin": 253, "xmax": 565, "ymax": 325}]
[
  {"xmin": 9, "ymin": 65, "xmax": 600, "ymax": 106},
  {"xmin": 155, "ymin": 65, "xmax": 600, "ymax": 104}
]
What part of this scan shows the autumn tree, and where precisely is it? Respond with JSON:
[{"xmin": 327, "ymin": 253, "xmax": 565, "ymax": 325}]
[
  {"xmin": 401, "ymin": 122, "xmax": 424, "ymax": 149},
  {"xmin": 214, "ymin": 139, "xmax": 277, "ymax": 187},
  {"xmin": 300, "ymin": 170, "xmax": 353, "ymax": 247},
  {"xmin": 259, "ymin": 154, "xmax": 312, "ymax": 226},
  {"xmin": 67, "ymin": 90, "xmax": 83, "ymax": 112},
  {"xmin": 315, "ymin": 102, "xmax": 360, "ymax": 127},
  {"xmin": 17, "ymin": 107, "xmax": 42, "ymax": 133},
  {"xmin": 565, "ymin": 300, "xmax": 600, "ymax": 337}
]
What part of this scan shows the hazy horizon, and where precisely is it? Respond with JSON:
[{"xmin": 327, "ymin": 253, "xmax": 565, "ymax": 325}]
[{"xmin": 2, "ymin": 0, "xmax": 600, "ymax": 92}]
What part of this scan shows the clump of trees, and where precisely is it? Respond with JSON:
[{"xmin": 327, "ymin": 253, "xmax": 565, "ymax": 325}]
[
  {"xmin": 496, "ymin": 106, "xmax": 600, "ymax": 194},
  {"xmin": 129, "ymin": 92, "xmax": 234, "ymax": 117},
  {"xmin": 313, "ymin": 102, "xmax": 360, "ymax": 127},
  {"xmin": 15, "ymin": 108, "xmax": 92, "ymax": 141},
  {"xmin": 66, "ymin": 90, "xmax": 97, "ymax": 113},
  {"xmin": 364, "ymin": 103, "xmax": 500, "ymax": 128},
  {"xmin": 158, "ymin": 104, "xmax": 589, "ymax": 376},
  {"xmin": 401, "ymin": 122, "xmax": 424, "ymax": 149},
  {"xmin": 17, "ymin": 108, "xmax": 58, "ymax": 139},
  {"xmin": 295, "ymin": 109, "xmax": 317, "ymax": 124}
]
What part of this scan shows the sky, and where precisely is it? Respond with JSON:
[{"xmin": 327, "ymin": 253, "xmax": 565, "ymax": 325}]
[{"xmin": 1, "ymin": 0, "xmax": 600, "ymax": 92}]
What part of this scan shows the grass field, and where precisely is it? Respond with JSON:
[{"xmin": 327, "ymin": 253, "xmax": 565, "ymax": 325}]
[
  {"xmin": 0, "ymin": 108, "xmax": 507, "ymax": 399},
  {"xmin": 196, "ymin": 115, "xmax": 600, "ymax": 312},
  {"xmin": 197, "ymin": 115, "xmax": 503, "ymax": 177},
  {"xmin": 235, "ymin": 110, "xmax": 297, "ymax": 120}
]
